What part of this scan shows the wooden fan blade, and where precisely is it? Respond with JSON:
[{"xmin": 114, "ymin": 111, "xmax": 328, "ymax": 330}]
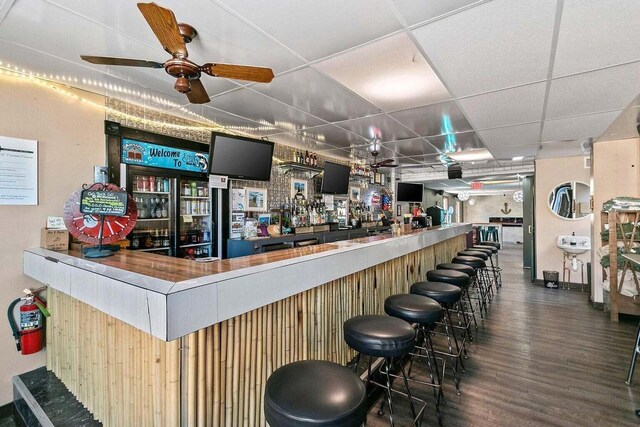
[
  {"xmin": 186, "ymin": 79, "xmax": 210, "ymax": 104},
  {"xmin": 378, "ymin": 159, "xmax": 394, "ymax": 165},
  {"xmin": 201, "ymin": 63, "xmax": 274, "ymax": 83},
  {"xmin": 81, "ymin": 55, "xmax": 164, "ymax": 68},
  {"xmin": 137, "ymin": 2, "xmax": 187, "ymax": 57}
]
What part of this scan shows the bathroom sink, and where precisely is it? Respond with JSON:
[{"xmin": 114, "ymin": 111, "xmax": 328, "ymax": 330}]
[{"xmin": 556, "ymin": 235, "xmax": 591, "ymax": 255}]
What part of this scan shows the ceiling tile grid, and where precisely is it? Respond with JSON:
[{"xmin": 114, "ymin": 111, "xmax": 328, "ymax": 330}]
[{"xmin": 0, "ymin": 0, "xmax": 638, "ymax": 187}]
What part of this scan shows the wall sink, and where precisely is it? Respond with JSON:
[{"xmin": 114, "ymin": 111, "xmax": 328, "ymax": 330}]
[{"xmin": 556, "ymin": 235, "xmax": 591, "ymax": 255}]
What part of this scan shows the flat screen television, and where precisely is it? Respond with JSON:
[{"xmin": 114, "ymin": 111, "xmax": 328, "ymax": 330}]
[
  {"xmin": 396, "ymin": 182, "xmax": 423, "ymax": 202},
  {"xmin": 321, "ymin": 161, "xmax": 350, "ymax": 194},
  {"xmin": 208, "ymin": 132, "xmax": 274, "ymax": 181}
]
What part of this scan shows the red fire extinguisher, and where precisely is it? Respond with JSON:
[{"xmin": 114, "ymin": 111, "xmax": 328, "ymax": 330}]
[{"xmin": 7, "ymin": 288, "xmax": 49, "ymax": 355}]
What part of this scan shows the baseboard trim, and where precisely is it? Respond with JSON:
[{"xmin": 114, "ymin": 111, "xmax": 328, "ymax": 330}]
[{"xmin": 534, "ymin": 278, "xmax": 589, "ymax": 291}]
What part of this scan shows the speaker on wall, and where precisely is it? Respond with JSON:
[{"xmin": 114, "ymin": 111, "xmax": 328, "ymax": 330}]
[
  {"xmin": 448, "ymin": 163, "xmax": 462, "ymax": 179},
  {"xmin": 436, "ymin": 190, "xmax": 444, "ymax": 196}
]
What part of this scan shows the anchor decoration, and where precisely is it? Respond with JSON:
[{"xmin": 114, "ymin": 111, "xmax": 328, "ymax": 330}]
[{"xmin": 501, "ymin": 202, "xmax": 512, "ymax": 215}]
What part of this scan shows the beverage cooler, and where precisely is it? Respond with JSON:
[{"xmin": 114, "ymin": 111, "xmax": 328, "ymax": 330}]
[{"xmin": 124, "ymin": 166, "xmax": 217, "ymax": 260}]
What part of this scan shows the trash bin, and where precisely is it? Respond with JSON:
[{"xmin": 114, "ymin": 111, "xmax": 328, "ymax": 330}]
[{"xmin": 543, "ymin": 270, "xmax": 559, "ymax": 289}]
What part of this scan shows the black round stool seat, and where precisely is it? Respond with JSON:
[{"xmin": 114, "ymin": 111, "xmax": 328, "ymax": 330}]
[
  {"xmin": 458, "ymin": 250, "xmax": 488, "ymax": 260},
  {"xmin": 472, "ymin": 245, "xmax": 498, "ymax": 254},
  {"xmin": 343, "ymin": 315, "xmax": 415, "ymax": 358},
  {"xmin": 411, "ymin": 281, "xmax": 462, "ymax": 304},
  {"xmin": 437, "ymin": 263, "xmax": 476, "ymax": 277},
  {"xmin": 384, "ymin": 294, "xmax": 442, "ymax": 325},
  {"xmin": 452, "ymin": 255, "xmax": 486, "ymax": 269},
  {"xmin": 480, "ymin": 241, "xmax": 501, "ymax": 250},
  {"xmin": 426, "ymin": 269, "xmax": 470, "ymax": 288},
  {"xmin": 265, "ymin": 360, "xmax": 367, "ymax": 427},
  {"xmin": 468, "ymin": 247, "xmax": 493, "ymax": 257}
]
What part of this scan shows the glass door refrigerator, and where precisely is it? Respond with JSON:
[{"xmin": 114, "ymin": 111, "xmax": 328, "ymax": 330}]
[
  {"xmin": 177, "ymin": 176, "xmax": 213, "ymax": 259},
  {"xmin": 124, "ymin": 165, "xmax": 217, "ymax": 260}
]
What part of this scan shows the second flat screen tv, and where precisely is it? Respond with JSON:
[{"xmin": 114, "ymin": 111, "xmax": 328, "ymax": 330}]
[
  {"xmin": 396, "ymin": 182, "xmax": 423, "ymax": 202},
  {"xmin": 321, "ymin": 162, "xmax": 350, "ymax": 194},
  {"xmin": 208, "ymin": 132, "xmax": 274, "ymax": 181}
]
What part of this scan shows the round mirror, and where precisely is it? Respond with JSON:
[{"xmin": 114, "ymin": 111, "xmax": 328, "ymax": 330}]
[{"xmin": 548, "ymin": 181, "xmax": 590, "ymax": 219}]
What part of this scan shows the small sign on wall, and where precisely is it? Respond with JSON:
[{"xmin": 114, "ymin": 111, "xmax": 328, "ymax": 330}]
[{"xmin": 0, "ymin": 136, "xmax": 38, "ymax": 205}]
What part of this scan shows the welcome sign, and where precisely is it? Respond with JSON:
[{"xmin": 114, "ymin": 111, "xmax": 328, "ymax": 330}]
[{"xmin": 121, "ymin": 138, "xmax": 208, "ymax": 173}]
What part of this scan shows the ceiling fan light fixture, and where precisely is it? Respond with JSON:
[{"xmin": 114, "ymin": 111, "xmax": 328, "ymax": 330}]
[{"xmin": 174, "ymin": 76, "xmax": 191, "ymax": 93}]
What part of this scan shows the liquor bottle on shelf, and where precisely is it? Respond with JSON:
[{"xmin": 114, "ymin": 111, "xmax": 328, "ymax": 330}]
[{"xmin": 304, "ymin": 150, "xmax": 309, "ymax": 165}]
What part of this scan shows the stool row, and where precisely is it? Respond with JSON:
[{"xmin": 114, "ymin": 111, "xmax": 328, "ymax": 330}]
[{"xmin": 264, "ymin": 241, "xmax": 502, "ymax": 426}]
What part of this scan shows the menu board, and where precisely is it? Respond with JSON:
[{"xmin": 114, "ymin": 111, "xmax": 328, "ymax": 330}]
[
  {"xmin": 0, "ymin": 136, "xmax": 38, "ymax": 205},
  {"xmin": 80, "ymin": 190, "xmax": 128, "ymax": 216}
]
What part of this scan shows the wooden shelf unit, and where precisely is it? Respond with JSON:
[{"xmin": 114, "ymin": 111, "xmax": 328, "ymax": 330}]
[{"xmin": 601, "ymin": 209, "xmax": 640, "ymax": 321}]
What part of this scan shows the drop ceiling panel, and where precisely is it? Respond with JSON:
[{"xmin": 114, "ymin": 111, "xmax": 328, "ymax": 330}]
[
  {"xmin": 545, "ymin": 62, "xmax": 640, "ymax": 119},
  {"xmin": 541, "ymin": 110, "xmax": 621, "ymax": 142},
  {"xmin": 337, "ymin": 114, "xmax": 418, "ymax": 142},
  {"xmin": 215, "ymin": 0, "xmax": 402, "ymax": 61},
  {"xmin": 429, "ymin": 131, "xmax": 484, "ymax": 152},
  {"xmin": 314, "ymin": 32, "xmax": 450, "ymax": 112},
  {"xmin": 269, "ymin": 132, "xmax": 336, "ymax": 152},
  {"xmin": 458, "ymin": 82, "xmax": 547, "ymax": 129},
  {"xmin": 347, "ymin": 145, "xmax": 399, "ymax": 161},
  {"xmin": 412, "ymin": 0, "xmax": 556, "ymax": 96},
  {"xmin": 187, "ymin": 105, "xmax": 275, "ymax": 135},
  {"xmin": 478, "ymin": 123, "xmax": 541, "ymax": 148},
  {"xmin": 1, "ymin": 0, "xmax": 164, "ymax": 58},
  {"xmin": 395, "ymin": 157, "xmax": 424, "ymax": 166},
  {"xmin": 297, "ymin": 124, "xmax": 369, "ymax": 147},
  {"xmin": 408, "ymin": 154, "xmax": 442, "ymax": 164},
  {"xmin": 553, "ymin": 0, "xmax": 640, "ymax": 77},
  {"xmin": 253, "ymin": 67, "xmax": 380, "ymax": 122},
  {"xmin": 390, "ymin": 0, "xmax": 484, "ymax": 27},
  {"xmin": 488, "ymin": 144, "xmax": 538, "ymax": 160},
  {"xmin": 382, "ymin": 138, "xmax": 439, "ymax": 157},
  {"xmin": 209, "ymin": 88, "xmax": 326, "ymax": 134},
  {"xmin": 389, "ymin": 101, "xmax": 473, "ymax": 137}
]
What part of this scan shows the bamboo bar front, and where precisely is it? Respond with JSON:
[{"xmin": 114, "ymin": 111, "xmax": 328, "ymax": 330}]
[{"xmin": 45, "ymin": 234, "xmax": 466, "ymax": 426}]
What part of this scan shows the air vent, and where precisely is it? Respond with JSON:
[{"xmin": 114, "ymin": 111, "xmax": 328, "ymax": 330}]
[{"xmin": 584, "ymin": 156, "xmax": 591, "ymax": 168}]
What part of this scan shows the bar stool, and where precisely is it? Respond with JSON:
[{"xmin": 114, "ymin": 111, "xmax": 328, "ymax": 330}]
[
  {"xmin": 452, "ymin": 256, "xmax": 490, "ymax": 318},
  {"xmin": 472, "ymin": 244, "xmax": 502, "ymax": 289},
  {"xmin": 480, "ymin": 241, "xmax": 501, "ymax": 268},
  {"xmin": 265, "ymin": 360, "xmax": 367, "ymax": 427},
  {"xmin": 458, "ymin": 250, "xmax": 494, "ymax": 299},
  {"xmin": 410, "ymin": 282, "xmax": 465, "ymax": 396},
  {"xmin": 344, "ymin": 315, "xmax": 425, "ymax": 427},
  {"xmin": 436, "ymin": 263, "xmax": 479, "ymax": 331},
  {"xmin": 384, "ymin": 294, "xmax": 444, "ymax": 425}
]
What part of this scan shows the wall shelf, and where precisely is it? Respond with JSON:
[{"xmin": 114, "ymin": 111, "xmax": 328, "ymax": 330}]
[{"xmin": 278, "ymin": 162, "xmax": 323, "ymax": 178}]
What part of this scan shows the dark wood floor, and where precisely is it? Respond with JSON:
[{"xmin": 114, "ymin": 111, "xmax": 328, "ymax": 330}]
[{"xmin": 366, "ymin": 243, "xmax": 640, "ymax": 426}]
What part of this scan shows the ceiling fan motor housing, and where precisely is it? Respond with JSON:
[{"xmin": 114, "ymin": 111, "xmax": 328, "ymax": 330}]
[{"xmin": 165, "ymin": 58, "xmax": 201, "ymax": 93}]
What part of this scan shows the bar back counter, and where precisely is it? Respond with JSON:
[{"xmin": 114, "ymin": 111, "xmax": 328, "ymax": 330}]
[{"xmin": 24, "ymin": 223, "xmax": 470, "ymax": 426}]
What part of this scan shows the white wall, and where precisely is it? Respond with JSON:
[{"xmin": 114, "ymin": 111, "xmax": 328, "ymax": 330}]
[
  {"xmin": 0, "ymin": 76, "xmax": 105, "ymax": 405},
  {"xmin": 591, "ymin": 138, "xmax": 640, "ymax": 303},
  {"xmin": 535, "ymin": 156, "xmax": 591, "ymax": 281},
  {"xmin": 463, "ymin": 194, "xmax": 523, "ymax": 223}
]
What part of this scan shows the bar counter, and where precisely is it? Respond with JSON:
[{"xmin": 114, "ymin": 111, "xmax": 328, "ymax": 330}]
[{"xmin": 24, "ymin": 223, "xmax": 471, "ymax": 426}]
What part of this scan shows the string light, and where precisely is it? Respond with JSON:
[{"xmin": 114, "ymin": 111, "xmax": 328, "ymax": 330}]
[{"xmin": 0, "ymin": 60, "xmax": 233, "ymax": 134}]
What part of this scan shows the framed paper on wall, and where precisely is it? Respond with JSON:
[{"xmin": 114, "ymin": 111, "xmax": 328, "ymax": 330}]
[
  {"xmin": 291, "ymin": 179, "xmax": 307, "ymax": 199},
  {"xmin": 245, "ymin": 188, "xmax": 268, "ymax": 212},
  {"xmin": 350, "ymin": 186, "xmax": 361, "ymax": 201}
]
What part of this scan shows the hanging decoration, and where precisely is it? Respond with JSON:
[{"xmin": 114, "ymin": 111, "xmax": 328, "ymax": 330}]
[
  {"xmin": 457, "ymin": 191, "xmax": 470, "ymax": 201},
  {"xmin": 513, "ymin": 190, "xmax": 524, "ymax": 203}
]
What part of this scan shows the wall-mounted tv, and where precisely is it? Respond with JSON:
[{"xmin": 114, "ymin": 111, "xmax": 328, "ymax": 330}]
[
  {"xmin": 321, "ymin": 161, "xmax": 350, "ymax": 194},
  {"xmin": 396, "ymin": 182, "xmax": 424, "ymax": 202},
  {"xmin": 208, "ymin": 132, "xmax": 275, "ymax": 181}
]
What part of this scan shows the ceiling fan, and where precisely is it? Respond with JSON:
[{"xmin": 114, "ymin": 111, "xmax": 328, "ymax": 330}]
[
  {"xmin": 368, "ymin": 149, "xmax": 399, "ymax": 170},
  {"xmin": 80, "ymin": 2, "xmax": 274, "ymax": 104}
]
